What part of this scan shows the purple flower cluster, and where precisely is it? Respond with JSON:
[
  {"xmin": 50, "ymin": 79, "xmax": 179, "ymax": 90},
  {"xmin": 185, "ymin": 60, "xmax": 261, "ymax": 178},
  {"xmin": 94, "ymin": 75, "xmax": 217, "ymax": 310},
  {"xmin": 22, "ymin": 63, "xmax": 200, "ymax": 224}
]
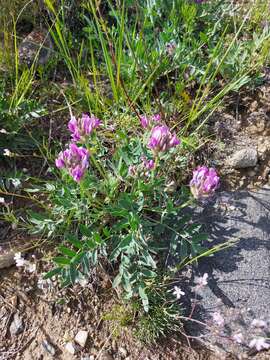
[
  {"xmin": 148, "ymin": 125, "xmax": 180, "ymax": 154},
  {"xmin": 128, "ymin": 156, "xmax": 155, "ymax": 178},
  {"xmin": 55, "ymin": 143, "xmax": 89, "ymax": 182},
  {"xmin": 141, "ymin": 156, "xmax": 155, "ymax": 171},
  {"xmin": 56, "ymin": 113, "xmax": 101, "ymax": 182},
  {"xmin": 68, "ymin": 114, "xmax": 101, "ymax": 142},
  {"xmin": 190, "ymin": 166, "xmax": 219, "ymax": 199},
  {"xmin": 140, "ymin": 113, "xmax": 161, "ymax": 129}
]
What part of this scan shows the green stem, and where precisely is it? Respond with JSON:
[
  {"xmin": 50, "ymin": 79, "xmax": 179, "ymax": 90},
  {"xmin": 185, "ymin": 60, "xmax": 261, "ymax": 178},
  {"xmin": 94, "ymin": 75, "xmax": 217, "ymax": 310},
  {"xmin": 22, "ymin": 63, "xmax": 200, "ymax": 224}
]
[{"xmin": 90, "ymin": 153, "xmax": 108, "ymax": 181}]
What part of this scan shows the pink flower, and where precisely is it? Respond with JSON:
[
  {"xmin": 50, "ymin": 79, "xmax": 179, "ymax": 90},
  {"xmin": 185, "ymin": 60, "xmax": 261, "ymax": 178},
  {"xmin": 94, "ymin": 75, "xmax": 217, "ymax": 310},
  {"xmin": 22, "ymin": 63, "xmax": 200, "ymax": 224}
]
[
  {"xmin": 148, "ymin": 125, "xmax": 180, "ymax": 153},
  {"xmin": 141, "ymin": 156, "xmax": 155, "ymax": 171},
  {"xmin": 152, "ymin": 114, "xmax": 161, "ymax": 122},
  {"xmin": 140, "ymin": 116, "xmax": 149, "ymax": 128},
  {"xmin": 139, "ymin": 114, "xmax": 161, "ymax": 128},
  {"xmin": 128, "ymin": 165, "xmax": 137, "ymax": 177},
  {"xmin": 68, "ymin": 114, "xmax": 101, "ymax": 142},
  {"xmin": 55, "ymin": 143, "xmax": 89, "ymax": 182},
  {"xmin": 190, "ymin": 166, "xmax": 219, "ymax": 199},
  {"xmin": 249, "ymin": 338, "xmax": 270, "ymax": 352}
]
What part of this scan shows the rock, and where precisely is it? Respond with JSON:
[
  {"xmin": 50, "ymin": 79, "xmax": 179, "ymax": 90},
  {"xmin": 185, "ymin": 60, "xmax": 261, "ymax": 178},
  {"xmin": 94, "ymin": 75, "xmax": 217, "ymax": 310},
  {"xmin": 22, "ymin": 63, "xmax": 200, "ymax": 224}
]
[
  {"xmin": 18, "ymin": 28, "xmax": 53, "ymax": 66},
  {"xmin": 42, "ymin": 340, "xmax": 56, "ymax": 356},
  {"xmin": 9, "ymin": 313, "xmax": 24, "ymax": 335},
  {"xmin": 228, "ymin": 148, "xmax": 258, "ymax": 168},
  {"xmin": 189, "ymin": 186, "xmax": 270, "ymax": 357},
  {"xmin": 247, "ymin": 169, "xmax": 256, "ymax": 177},
  {"xmin": 75, "ymin": 330, "xmax": 88, "ymax": 348},
  {"xmin": 65, "ymin": 342, "xmax": 77, "ymax": 355}
]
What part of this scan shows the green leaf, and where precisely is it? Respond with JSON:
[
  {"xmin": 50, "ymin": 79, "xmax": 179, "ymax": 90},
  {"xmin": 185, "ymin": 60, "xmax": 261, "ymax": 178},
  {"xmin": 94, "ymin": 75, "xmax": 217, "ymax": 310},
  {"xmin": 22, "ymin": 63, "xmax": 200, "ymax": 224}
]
[
  {"xmin": 112, "ymin": 273, "xmax": 122, "ymax": 288},
  {"xmin": 66, "ymin": 235, "xmax": 83, "ymax": 249},
  {"xmin": 43, "ymin": 267, "xmax": 62, "ymax": 279},
  {"xmin": 138, "ymin": 285, "xmax": 149, "ymax": 312},
  {"xmin": 110, "ymin": 234, "xmax": 133, "ymax": 260},
  {"xmin": 71, "ymin": 252, "xmax": 85, "ymax": 265},
  {"xmin": 58, "ymin": 245, "xmax": 77, "ymax": 258},
  {"xmin": 79, "ymin": 224, "xmax": 92, "ymax": 237},
  {"xmin": 140, "ymin": 268, "xmax": 156, "ymax": 278},
  {"xmin": 53, "ymin": 256, "xmax": 71, "ymax": 265}
]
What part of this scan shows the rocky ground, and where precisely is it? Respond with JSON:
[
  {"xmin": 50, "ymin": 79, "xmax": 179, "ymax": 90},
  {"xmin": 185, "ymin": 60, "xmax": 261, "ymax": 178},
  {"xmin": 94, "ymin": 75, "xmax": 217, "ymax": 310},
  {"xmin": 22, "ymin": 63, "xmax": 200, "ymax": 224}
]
[
  {"xmin": 0, "ymin": 264, "xmax": 217, "ymax": 360},
  {"xmin": 208, "ymin": 70, "xmax": 270, "ymax": 189}
]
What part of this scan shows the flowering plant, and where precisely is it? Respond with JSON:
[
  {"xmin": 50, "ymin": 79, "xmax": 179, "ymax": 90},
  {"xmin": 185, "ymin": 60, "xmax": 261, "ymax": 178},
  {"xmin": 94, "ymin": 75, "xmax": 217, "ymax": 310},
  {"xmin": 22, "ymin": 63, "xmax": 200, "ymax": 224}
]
[{"xmin": 29, "ymin": 111, "xmax": 219, "ymax": 312}]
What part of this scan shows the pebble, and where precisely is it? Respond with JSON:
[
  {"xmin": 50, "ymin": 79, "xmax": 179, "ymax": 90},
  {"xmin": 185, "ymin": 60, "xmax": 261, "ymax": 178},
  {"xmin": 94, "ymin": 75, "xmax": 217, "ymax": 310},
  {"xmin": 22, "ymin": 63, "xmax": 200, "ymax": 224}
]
[
  {"xmin": 75, "ymin": 330, "xmax": 88, "ymax": 348},
  {"xmin": 42, "ymin": 340, "xmax": 56, "ymax": 356},
  {"xmin": 228, "ymin": 148, "xmax": 258, "ymax": 169},
  {"xmin": 65, "ymin": 342, "xmax": 77, "ymax": 355},
  {"xmin": 9, "ymin": 313, "xmax": 24, "ymax": 335},
  {"xmin": 247, "ymin": 170, "xmax": 256, "ymax": 177}
]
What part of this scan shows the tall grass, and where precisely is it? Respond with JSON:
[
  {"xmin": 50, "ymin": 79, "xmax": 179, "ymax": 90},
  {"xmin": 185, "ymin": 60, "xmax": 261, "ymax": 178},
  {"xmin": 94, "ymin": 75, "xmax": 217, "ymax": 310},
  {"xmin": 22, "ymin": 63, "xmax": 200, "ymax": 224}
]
[{"xmin": 40, "ymin": 0, "xmax": 270, "ymax": 143}]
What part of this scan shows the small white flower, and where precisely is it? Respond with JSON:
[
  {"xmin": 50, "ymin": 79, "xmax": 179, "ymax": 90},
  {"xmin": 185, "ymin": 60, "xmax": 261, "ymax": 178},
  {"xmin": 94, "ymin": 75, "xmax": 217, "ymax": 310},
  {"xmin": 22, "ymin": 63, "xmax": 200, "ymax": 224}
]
[
  {"xmin": 0, "ymin": 129, "xmax": 7, "ymax": 133},
  {"xmin": 14, "ymin": 252, "xmax": 25, "ymax": 267},
  {"xmin": 195, "ymin": 273, "xmax": 208, "ymax": 286},
  {"xmin": 193, "ymin": 273, "xmax": 208, "ymax": 292},
  {"xmin": 0, "ymin": 197, "xmax": 5, "ymax": 204},
  {"xmin": 251, "ymin": 319, "xmax": 267, "ymax": 329},
  {"xmin": 172, "ymin": 286, "xmax": 185, "ymax": 299},
  {"xmin": 232, "ymin": 332, "xmax": 244, "ymax": 344},
  {"xmin": 249, "ymin": 337, "xmax": 270, "ymax": 352},
  {"xmin": 211, "ymin": 312, "xmax": 225, "ymax": 327},
  {"xmin": 3, "ymin": 149, "xmax": 12, "ymax": 157}
]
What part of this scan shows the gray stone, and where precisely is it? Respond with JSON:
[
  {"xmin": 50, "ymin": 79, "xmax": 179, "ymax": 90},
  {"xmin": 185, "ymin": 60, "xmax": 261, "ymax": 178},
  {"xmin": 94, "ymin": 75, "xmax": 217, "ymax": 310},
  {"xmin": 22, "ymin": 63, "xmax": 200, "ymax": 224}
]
[
  {"xmin": 42, "ymin": 339, "xmax": 56, "ymax": 356},
  {"xmin": 65, "ymin": 342, "xmax": 77, "ymax": 355},
  {"xmin": 18, "ymin": 28, "xmax": 53, "ymax": 66},
  {"xmin": 188, "ymin": 186, "xmax": 270, "ymax": 356},
  {"xmin": 9, "ymin": 313, "xmax": 24, "ymax": 335},
  {"xmin": 74, "ymin": 330, "xmax": 88, "ymax": 348},
  {"xmin": 228, "ymin": 148, "xmax": 258, "ymax": 168}
]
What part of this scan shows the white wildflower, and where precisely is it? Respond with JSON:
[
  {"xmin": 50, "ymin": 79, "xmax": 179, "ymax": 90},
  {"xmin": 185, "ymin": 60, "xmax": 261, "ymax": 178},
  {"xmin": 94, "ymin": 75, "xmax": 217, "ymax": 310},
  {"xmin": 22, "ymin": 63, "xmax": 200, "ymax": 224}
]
[
  {"xmin": 0, "ymin": 128, "xmax": 7, "ymax": 133},
  {"xmin": 3, "ymin": 149, "xmax": 12, "ymax": 157},
  {"xmin": 249, "ymin": 337, "xmax": 270, "ymax": 352},
  {"xmin": 14, "ymin": 252, "xmax": 26, "ymax": 267},
  {"xmin": 193, "ymin": 273, "xmax": 208, "ymax": 292},
  {"xmin": 172, "ymin": 286, "xmax": 185, "ymax": 299},
  {"xmin": 0, "ymin": 197, "xmax": 5, "ymax": 204},
  {"xmin": 211, "ymin": 312, "xmax": 225, "ymax": 327},
  {"xmin": 232, "ymin": 332, "xmax": 244, "ymax": 344},
  {"xmin": 14, "ymin": 252, "xmax": 36, "ymax": 273}
]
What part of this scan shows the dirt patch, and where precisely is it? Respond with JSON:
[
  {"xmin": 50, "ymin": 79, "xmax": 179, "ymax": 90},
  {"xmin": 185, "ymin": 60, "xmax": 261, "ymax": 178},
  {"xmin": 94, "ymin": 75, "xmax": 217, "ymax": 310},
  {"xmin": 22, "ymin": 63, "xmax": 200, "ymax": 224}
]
[
  {"xmin": 207, "ymin": 69, "xmax": 270, "ymax": 190},
  {"xmin": 0, "ymin": 265, "xmax": 220, "ymax": 360}
]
